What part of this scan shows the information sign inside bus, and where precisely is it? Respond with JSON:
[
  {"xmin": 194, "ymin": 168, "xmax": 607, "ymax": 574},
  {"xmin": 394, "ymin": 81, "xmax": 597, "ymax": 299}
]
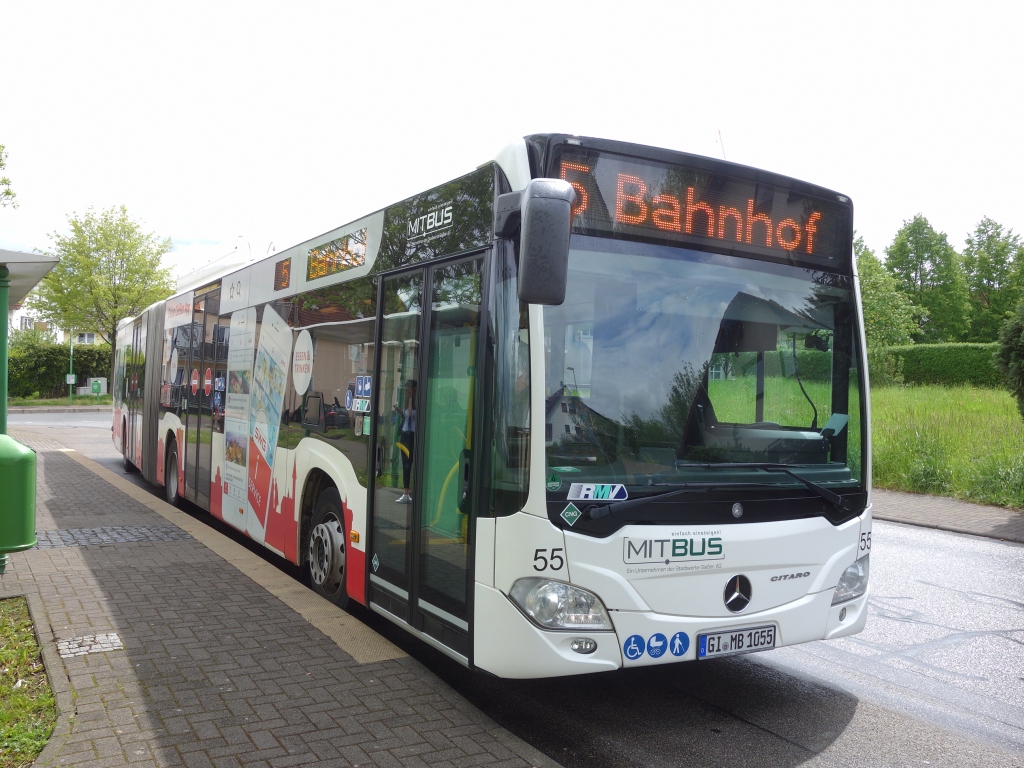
[
  {"xmin": 306, "ymin": 228, "xmax": 367, "ymax": 282},
  {"xmin": 556, "ymin": 150, "xmax": 851, "ymax": 268}
]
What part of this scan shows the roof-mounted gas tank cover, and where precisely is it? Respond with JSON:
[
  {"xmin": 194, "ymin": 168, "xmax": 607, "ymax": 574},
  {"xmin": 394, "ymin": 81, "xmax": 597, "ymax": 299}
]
[{"xmin": 495, "ymin": 179, "xmax": 576, "ymax": 306}]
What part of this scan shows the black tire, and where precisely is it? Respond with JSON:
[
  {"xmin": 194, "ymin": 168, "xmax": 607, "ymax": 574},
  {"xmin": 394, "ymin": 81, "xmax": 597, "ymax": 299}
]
[
  {"xmin": 122, "ymin": 419, "xmax": 138, "ymax": 473},
  {"xmin": 307, "ymin": 488, "xmax": 349, "ymax": 608},
  {"xmin": 165, "ymin": 437, "xmax": 181, "ymax": 506}
]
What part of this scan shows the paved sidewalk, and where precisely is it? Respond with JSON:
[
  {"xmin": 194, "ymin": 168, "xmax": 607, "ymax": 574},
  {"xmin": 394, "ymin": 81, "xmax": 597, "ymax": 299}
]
[
  {"xmin": 3, "ymin": 429, "xmax": 1021, "ymax": 768},
  {"xmin": 7, "ymin": 405, "xmax": 110, "ymax": 413},
  {"xmin": 873, "ymin": 489, "xmax": 1024, "ymax": 543},
  {"xmin": 0, "ymin": 433, "xmax": 558, "ymax": 768}
]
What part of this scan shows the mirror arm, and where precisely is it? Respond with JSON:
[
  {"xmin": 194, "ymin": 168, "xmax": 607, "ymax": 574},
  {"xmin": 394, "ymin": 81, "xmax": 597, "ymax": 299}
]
[{"xmin": 494, "ymin": 191, "xmax": 524, "ymax": 238}]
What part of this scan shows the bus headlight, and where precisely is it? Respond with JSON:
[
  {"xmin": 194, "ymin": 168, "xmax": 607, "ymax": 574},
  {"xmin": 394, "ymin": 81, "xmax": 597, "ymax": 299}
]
[
  {"xmin": 509, "ymin": 578, "xmax": 613, "ymax": 631},
  {"xmin": 831, "ymin": 554, "xmax": 870, "ymax": 605}
]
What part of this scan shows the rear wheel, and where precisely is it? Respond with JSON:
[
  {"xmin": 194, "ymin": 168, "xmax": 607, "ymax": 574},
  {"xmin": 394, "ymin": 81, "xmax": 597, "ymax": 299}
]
[
  {"xmin": 122, "ymin": 419, "xmax": 138, "ymax": 473},
  {"xmin": 307, "ymin": 488, "xmax": 349, "ymax": 608},
  {"xmin": 165, "ymin": 438, "xmax": 181, "ymax": 506}
]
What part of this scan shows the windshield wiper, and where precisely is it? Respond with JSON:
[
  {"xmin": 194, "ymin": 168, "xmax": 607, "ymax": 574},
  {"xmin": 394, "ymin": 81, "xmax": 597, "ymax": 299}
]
[
  {"xmin": 579, "ymin": 464, "xmax": 851, "ymax": 521},
  {"xmin": 581, "ymin": 480, "xmax": 789, "ymax": 520},
  {"xmin": 691, "ymin": 462, "xmax": 851, "ymax": 511},
  {"xmin": 582, "ymin": 484, "xmax": 709, "ymax": 520}
]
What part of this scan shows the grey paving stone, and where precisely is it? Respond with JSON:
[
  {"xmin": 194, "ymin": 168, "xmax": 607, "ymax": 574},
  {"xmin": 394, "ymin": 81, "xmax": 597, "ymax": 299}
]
[{"xmin": 2, "ymin": 439, "xmax": 554, "ymax": 768}]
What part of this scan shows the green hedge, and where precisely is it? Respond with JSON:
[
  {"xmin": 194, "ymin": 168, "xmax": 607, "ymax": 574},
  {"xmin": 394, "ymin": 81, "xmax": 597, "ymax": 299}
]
[
  {"xmin": 880, "ymin": 342, "xmax": 1002, "ymax": 388},
  {"xmin": 8, "ymin": 342, "xmax": 112, "ymax": 399},
  {"xmin": 735, "ymin": 349, "xmax": 832, "ymax": 382}
]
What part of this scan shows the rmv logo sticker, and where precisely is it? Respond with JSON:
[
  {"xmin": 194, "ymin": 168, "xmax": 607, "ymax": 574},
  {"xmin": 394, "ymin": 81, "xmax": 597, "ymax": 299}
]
[{"xmin": 567, "ymin": 483, "xmax": 627, "ymax": 501}]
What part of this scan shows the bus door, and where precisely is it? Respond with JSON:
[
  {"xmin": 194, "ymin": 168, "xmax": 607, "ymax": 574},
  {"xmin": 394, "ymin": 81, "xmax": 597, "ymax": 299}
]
[
  {"xmin": 124, "ymin": 316, "xmax": 147, "ymax": 468},
  {"xmin": 183, "ymin": 288, "xmax": 221, "ymax": 508},
  {"xmin": 369, "ymin": 257, "xmax": 484, "ymax": 657}
]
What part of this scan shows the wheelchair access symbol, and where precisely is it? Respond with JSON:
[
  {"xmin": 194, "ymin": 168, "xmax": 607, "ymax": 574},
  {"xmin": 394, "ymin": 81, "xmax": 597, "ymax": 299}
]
[{"xmin": 623, "ymin": 634, "xmax": 645, "ymax": 660}]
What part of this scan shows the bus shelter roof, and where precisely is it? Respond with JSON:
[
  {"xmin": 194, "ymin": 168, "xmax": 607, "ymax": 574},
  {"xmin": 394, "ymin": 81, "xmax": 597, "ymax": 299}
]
[{"xmin": 0, "ymin": 248, "xmax": 59, "ymax": 305}]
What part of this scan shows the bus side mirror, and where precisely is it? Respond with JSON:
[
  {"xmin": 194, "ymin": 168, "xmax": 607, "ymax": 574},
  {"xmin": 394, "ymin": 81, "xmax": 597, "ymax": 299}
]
[
  {"xmin": 301, "ymin": 392, "xmax": 327, "ymax": 433},
  {"xmin": 495, "ymin": 179, "xmax": 576, "ymax": 306}
]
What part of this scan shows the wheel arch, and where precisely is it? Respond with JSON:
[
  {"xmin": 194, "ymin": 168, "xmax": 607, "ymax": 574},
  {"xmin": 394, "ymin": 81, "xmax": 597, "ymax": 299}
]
[
  {"xmin": 293, "ymin": 438, "xmax": 368, "ymax": 605},
  {"xmin": 299, "ymin": 467, "xmax": 337, "ymax": 567}
]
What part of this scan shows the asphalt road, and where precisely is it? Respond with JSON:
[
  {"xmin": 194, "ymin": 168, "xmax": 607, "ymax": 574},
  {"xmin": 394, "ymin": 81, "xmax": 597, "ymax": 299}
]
[{"xmin": 11, "ymin": 413, "xmax": 1024, "ymax": 767}]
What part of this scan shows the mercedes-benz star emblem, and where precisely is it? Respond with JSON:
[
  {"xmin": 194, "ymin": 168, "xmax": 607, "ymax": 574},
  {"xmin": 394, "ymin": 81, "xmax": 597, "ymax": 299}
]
[{"xmin": 724, "ymin": 575, "xmax": 752, "ymax": 613}]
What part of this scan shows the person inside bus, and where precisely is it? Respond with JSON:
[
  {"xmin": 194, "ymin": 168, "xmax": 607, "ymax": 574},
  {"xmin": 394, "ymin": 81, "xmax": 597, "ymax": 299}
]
[{"xmin": 396, "ymin": 379, "xmax": 417, "ymax": 503}]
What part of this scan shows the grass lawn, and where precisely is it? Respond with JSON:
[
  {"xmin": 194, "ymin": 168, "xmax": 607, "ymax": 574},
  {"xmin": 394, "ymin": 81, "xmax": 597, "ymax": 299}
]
[
  {"xmin": 8, "ymin": 395, "xmax": 113, "ymax": 407},
  {"xmin": 706, "ymin": 376, "xmax": 1022, "ymax": 509},
  {"xmin": 0, "ymin": 597, "xmax": 56, "ymax": 767},
  {"xmin": 871, "ymin": 385, "xmax": 1024, "ymax": 508}
]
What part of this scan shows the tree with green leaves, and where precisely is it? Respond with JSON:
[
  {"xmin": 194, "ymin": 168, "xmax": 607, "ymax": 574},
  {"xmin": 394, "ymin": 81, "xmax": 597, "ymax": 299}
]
[
  {"xmin": 29, "ymin": 206, "xmax": 175, "ymax": 346},
  {"xmin": 0, "ymin": 143, "xmax": 17, "ymax": 208},
  {"xmin": 996, "ymin": 303, "xmax": 1024, "ymax": 418},
  {"xmin": 885, "ymin": 215, "xmax": 971, "ymax": 342},
  {"xmin": 8, "ymin": 324, "xmax": 55, "ymax": 350},
  {"xmin": 962, "ymin": 217, "xmax": 1024, "ymax": 342},
  {"xmin": 855, "ymin": 235, "xmax": 923, "ymax": 347}
]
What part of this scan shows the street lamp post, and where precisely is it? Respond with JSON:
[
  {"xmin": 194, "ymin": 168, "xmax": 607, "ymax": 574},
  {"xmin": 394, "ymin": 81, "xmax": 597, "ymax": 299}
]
[{"xmin": 69, "ymin": 332, "xmax": 75, "ymax": 404}]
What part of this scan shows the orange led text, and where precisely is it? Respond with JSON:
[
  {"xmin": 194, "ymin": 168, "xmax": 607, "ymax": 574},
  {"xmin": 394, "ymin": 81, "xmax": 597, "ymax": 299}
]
[{"xmin": 614, "ymin": 174, "xmax": 821, "ymax": 254}]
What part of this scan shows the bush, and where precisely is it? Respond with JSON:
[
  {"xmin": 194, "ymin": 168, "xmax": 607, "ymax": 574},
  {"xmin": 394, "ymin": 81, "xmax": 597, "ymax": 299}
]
[
  {"xmin": 879, "ymin": 342, "xmax": 1002, "ymax": 388},
  {"xmin": 734, "ymin": 349, "xmax": 832, "ymax": 382},
  {"xmin": 996, "ymin": 305, "xmax": 1024, "ymax": 417},
  {"xmin": 8, "ymin": 341, "xmax": 112, "ymax": 399},
  {"xmin": 867, "ymin": 348, "xmax": 905, "ymax": 387}
]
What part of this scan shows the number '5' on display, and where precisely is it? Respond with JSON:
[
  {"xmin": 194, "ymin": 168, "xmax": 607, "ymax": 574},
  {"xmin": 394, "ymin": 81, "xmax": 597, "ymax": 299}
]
[{"xmin": 533, "ymin": 548, "xmax": 565, "ymax": 571}]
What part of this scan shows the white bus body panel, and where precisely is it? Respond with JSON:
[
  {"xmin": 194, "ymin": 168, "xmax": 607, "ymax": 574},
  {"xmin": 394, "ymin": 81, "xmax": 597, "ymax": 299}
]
[
  {"xmin": 475, "ymin": 507, "xmax": 869, "ymax": 678},
  {"xmin": 566, "ymin": 516, "xmax": 858, "ymax": 617}
]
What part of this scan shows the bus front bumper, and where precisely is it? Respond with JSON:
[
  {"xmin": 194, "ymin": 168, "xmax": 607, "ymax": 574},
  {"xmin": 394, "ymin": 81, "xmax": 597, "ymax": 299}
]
[{"xmin": 473, "ymin": 583, "xmax": 868, "ymax": 678}]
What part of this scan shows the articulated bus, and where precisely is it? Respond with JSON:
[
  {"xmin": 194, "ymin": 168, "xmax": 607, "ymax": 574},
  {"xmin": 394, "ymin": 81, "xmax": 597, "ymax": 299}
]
[{"xmin": 113, "ymin": 135, "xmax": 871, "ymax": 678}]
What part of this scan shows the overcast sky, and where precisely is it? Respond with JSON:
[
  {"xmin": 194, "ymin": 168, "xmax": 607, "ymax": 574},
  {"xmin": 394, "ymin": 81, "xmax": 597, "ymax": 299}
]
[{"xmin": 3, "ymin": 1, "xmax": 1021, "ymax": 282}]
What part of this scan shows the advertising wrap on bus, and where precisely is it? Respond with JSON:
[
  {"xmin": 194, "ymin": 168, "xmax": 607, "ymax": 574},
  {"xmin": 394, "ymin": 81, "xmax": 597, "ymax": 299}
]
[{"xmin": 112, "ymin": 134, "xmax": 870, "ymax": 679}]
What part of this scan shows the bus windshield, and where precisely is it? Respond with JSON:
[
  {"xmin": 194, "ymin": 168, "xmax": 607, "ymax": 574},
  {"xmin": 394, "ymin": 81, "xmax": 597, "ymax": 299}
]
[{"xmin": 542, "ymin": 235, "xmax": 863, "ymax": 495}]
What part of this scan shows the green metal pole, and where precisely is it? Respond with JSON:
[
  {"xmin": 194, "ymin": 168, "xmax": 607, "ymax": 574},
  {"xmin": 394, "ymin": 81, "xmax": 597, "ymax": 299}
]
[
  {"xmin": 69, "ymin": 333, "xmax": 74, "ymax": 404},
  {"xmin": 0, "ymin": 264, "xmax": 9, "ymax": 435}
]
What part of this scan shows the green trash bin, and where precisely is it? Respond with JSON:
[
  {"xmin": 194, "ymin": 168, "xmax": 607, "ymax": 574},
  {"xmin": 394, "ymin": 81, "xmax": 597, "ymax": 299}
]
[{"xmin": 0, "ymin": 435, "xmax": 37, "ymax": 574}]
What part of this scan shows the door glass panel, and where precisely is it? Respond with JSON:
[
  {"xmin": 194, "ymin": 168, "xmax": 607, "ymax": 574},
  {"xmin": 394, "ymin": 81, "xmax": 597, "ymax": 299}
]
[
  {"xmin": 185, "ymin": 297, "xmax": 206, "ymax": 501},
  {"xmin": 371, "ymin": 273, "xmax": 423, "ymax": 595},
  {"xmin": 194, "ymin": 291, "xmax": 221, "ymax": 508},
  {"xmin": 418, "ymin": 259, "xmax": 483, "ymax": 623}
]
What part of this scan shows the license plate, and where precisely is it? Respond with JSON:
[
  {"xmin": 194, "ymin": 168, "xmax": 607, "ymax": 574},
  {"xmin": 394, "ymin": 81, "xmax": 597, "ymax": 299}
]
[{"xmin": 698, "ymin": 625, "xmax": 776, "ymax": 659}]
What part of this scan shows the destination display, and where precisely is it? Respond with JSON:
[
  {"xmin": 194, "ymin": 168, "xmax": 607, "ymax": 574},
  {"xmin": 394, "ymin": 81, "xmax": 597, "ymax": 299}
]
[
  {"xmin": 556, "ymin": 149, "xmax": 851, "ymax": 268},
  {"xmin": 306, "ymin": 228, "xmax": 367, "ymax": 282}
]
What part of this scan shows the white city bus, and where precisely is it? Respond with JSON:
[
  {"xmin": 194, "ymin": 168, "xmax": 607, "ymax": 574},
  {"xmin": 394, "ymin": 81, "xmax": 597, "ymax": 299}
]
[{"xmin": 113, "ymin": 135, "xmax": 872, "ymax": 678}]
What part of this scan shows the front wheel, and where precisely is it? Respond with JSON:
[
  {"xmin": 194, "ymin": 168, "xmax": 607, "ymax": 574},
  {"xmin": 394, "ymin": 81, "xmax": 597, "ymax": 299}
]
[
  {"xmin": 307, "ymin": 488, "xmax": 349, "ymax": 608},
  {"xmin": 165, "ymin": 438, "xmax": 181, "ymax": 506}
]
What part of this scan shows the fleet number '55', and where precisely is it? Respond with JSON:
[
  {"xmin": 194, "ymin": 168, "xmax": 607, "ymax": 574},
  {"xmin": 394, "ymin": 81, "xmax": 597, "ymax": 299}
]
[
  {"xmin": 860, "ymin": 532, "xmax": 872, "ymax": 551},
  {"xmin": 533, "ymin": 548, "xmax": 565, "ymax": 571}
]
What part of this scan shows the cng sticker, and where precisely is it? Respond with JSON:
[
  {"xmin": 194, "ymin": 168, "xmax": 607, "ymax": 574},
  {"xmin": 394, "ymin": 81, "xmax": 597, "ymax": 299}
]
[
  {"xmin": 568, "ymin": 483, "xmax": 627, "ymax": 501},
  {"xmin": 371, "ymin": 553, "xmax": 379, "ymax": 572},
  {"xmin": 560, "ymin": 503, "xmax": 582, "ymax": 526}
]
